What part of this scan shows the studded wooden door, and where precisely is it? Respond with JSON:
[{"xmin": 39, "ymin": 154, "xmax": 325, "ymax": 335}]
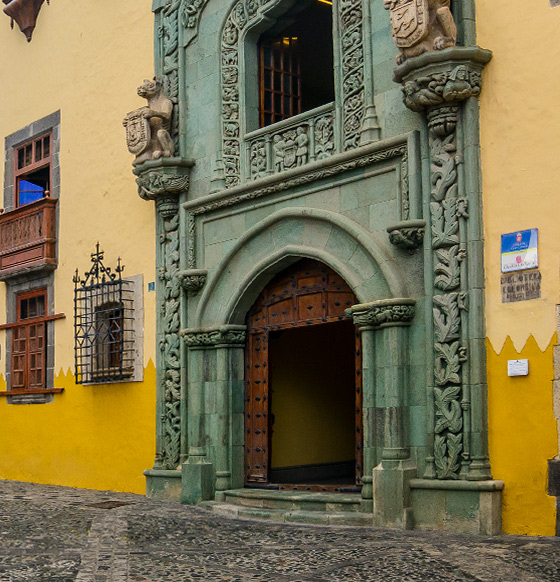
[{"xmin": 245, "ymin": 259, "xmax": 363, "ymax": 486}]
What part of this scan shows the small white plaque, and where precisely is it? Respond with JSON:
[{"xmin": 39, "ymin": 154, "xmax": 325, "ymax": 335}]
[{"xmin": 508, "ymin": 359, "xmax": 529, "ymax": 377}]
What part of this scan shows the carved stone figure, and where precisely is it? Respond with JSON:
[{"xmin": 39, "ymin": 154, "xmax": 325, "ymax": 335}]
[
  {"xmin": 295, "ymin": 127, "xmax": 309, "ymax": 167},
  {"xmin": 124, "ymin": 77, "xmax": 175, "ymax": 166},
  {"xmin": 383, "ymin": 0, "xmax": 457, "ymax": 64}
]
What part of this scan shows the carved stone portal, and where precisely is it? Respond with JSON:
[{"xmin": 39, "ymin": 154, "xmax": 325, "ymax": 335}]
[
  {"xmin": 124, "ymin": 77, "xmax": 175, "ymax": 166},
  {"xmin": 3, "ymin": 0, "xmax": 49, "ymax": 42}
]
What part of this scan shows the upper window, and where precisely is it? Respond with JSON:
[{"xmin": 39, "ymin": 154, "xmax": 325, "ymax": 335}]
[
  {"xmin": 14, "ymin": 133, "xmax": 51, "ymax": 207},
  {"xmin": 258, "ymin": 0, "xmax": 334, "ymax": 128}
]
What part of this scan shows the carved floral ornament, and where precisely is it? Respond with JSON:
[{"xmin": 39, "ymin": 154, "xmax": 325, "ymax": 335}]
[
  {"xmin": 182, "ymin": 326, "xmax": 247, "ymax": 348},
  {"xmin": 345, "ymin": 298, "xmax": 416, "ymax": 328},
  {"xmin": 2, "ymin": 0, "xmax": 49, "ymax": 42}
]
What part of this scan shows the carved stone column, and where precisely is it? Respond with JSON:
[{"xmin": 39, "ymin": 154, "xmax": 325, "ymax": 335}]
[
  {"xmin": 347, "ymin": 298, "xmax": 416, "ymax": 527},
  {"xmin": 394, "ymin": 47, "xmax": 493, "ymax": 481},
  {"xmin": 133, "ymin": 159, "xmax": 193, "ymax": 482},
  {"xmin": 181, "ymin": 326, "xmax": 247, "ymax": 503}
]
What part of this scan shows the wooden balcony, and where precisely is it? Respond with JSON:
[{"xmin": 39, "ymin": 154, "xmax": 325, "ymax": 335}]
[{"xmin": 0, "ymin": 197, "xmax": 57, "ymax": 279}]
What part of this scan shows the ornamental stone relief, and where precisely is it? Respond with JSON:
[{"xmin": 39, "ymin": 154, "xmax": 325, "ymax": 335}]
[
  {"xmin": 221, "ymin": 0, "xmax": 368, "ymax": 188},
  {"xmin": 246, "ymin": 108, "xmax": 335, "ymax": 181},
  {"xmin": 339, "ymin": 0, "xmax": 367, "ymax": 150},
  {"xmin": 182, "ymin": 327, "xmax": 247, "ymax": 347},
  {"xmin": 158, "ymin": 0, "xmax": 181, "ymax": 148},
  {"xmin": 394, "ymin": 47, "xmax": 492, "ymax": 480},
  {"xmin": 383, "ymin": 0, "xmax": 457, "ymax": 65},
  {"xmin": 159, "ymin": 209, "xmax": 182, "ymax": 469},
  {"xmin": 346, "ymin": 299, "xmax": 416, "ymax": 328}
]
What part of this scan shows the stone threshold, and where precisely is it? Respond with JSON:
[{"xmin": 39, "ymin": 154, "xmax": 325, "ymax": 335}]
[{"xmin": 201, "ymin": 501, "xmax": 374, "ymax": 527}]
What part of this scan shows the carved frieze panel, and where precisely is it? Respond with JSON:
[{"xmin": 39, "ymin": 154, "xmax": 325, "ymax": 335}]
[
  {"xmin": 346, "ymin": 298, "xmax": 416, "ymax": 328},
  {"xmin": 182, "ymin": 326, "xmax": 247, "ymax": 347},
  {"xmin": 185, "ymin": 140, "xmax": 409, "ymax": 271},
  {"xmin": 157, "ymin": 0, "xmax": 181, "ymax": 147},
  {"xmin": 246, "ymin": 106, "xmax": 335, "ymax": 181},
  {"xmin": 339, "ymin": 0, "xmax": 367, "ymax": 150}
]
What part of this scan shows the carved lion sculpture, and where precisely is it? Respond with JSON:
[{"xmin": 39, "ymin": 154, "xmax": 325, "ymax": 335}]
[
  {"xmin": 383, "ymin": 0, "xmax": 457, "ymax": 65},
  {"xmin": 124, "ymin": 77, "xmax": 175, "ymax": 166}
]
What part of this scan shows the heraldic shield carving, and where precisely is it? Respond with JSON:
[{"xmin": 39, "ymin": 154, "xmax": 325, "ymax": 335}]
[
  {"xmin": 388, "ymin": 0, "xmax": 429, "ymax": 48},
  {"xmin": 124, "ymin": 107, "xmax": 151, "ymax": 157}
]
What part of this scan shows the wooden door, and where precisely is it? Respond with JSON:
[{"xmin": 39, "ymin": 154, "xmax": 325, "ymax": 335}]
[{"xmin": 245, "ymin": 259, "xmax": 362, "ymax": 487}]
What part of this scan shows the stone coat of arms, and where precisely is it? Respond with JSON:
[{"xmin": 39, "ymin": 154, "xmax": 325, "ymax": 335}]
[
  {"xmin": 388, "ymin": 0, "xmax": 429, "ymax": 48},
  {"xmin": 123, "ymin": 107, "xmax": 150, "ymax": 156}
]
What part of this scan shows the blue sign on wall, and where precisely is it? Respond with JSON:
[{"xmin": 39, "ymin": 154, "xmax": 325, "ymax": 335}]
[{"xmin": 501, "ymin": 229, "xmax": 538, "ymax": 273}]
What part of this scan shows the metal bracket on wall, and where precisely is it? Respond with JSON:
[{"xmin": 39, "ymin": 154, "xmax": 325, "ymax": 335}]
[{"xmin": 2, "ymin": 0, "xmax": 50, "ymax": 42}]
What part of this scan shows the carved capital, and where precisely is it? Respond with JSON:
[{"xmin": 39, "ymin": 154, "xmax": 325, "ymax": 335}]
[
  {"xmin": 178, "ymin": 269, "xmax": 207, "ymax": 297},
  {"xmin": 387, "ymin": 220, "xmax": 426, "ymax": 249},
  {"xmin": 346, "ymin": 298, "xmax": 416, "ymax": 329},
  {"xmin": 133, "ymin": 158, "xmax": 194, "ymax": 201},
  {"xmin": 182, "ymin": 325, "xmax": 247, "ymax": 347},
  {"xmin": 393, "ymin": 47, "xmax": 492, "ymax": 113}
]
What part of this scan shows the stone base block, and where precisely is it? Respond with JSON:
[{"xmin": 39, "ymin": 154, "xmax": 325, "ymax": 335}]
[
  {"xmin": 144, "ymin": 469, "xmax": 182, "ymax": 502},
  {"xmin": 373, "ymin": 460, "xmax": 417, "ymax": 530},
  {"xmin": 181, "ymin": 461, "xmax": 215, "ymax": 504},
  {"xmin": 410, "ymin": 479, "xmax": 504, "ymax": 535}
]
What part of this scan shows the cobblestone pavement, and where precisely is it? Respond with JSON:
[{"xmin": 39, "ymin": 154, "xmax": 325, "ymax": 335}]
[{"xmin": 0, "ymin": 480, "xmax": 559, "ymax": 582}]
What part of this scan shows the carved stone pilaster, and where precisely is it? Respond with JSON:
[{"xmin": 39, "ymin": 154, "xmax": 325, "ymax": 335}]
[
  {"xmin": 394, "ymin": 47, "xmax": 492, "ymax": 481},
  {"xmin": 132, "ymin": 158, "xmax": 193, "ymax": 471},
  {"xmin": 179, "ymin": 269, "xmax": 207, "ymax": 297},
  {"xmin": 181, "ymin": 325, "xmax": 247, "ymax": 348},
  {"xmin": 346, "ymin": 298, "xmax": 416, "ymax": 329},
  {"xmin": 387, "ymin": 220, "xmax": 426, "ymax": 249}
]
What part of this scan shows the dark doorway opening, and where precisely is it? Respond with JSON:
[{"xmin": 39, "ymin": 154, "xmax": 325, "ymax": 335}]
[{"xmin": 269, "ymin": 320, "xmax": 356, "ymax": 486}]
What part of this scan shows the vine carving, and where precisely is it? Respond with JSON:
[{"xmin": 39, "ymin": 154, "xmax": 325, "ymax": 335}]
[{"xmin": 159, "ymin": 211, "xmax": 182, "ymax": 469}]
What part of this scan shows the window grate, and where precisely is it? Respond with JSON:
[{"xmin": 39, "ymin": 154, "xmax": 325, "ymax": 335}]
[{"xmin": 73, "ymin": 244, "xmax": 135, "ymax": 384}]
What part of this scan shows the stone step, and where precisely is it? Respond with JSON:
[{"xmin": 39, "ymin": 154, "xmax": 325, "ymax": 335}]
[
  {"xmin": 220, "ymin": 488, "xmax": 363, "ymax": 512},
  {"xmin": 200, "ymin": 501, "xmax": 374, "ymax": 527}
]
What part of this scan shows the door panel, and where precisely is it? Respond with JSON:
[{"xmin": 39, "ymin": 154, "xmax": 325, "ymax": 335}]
[{"xmin": 245, "ymin": 259, "xmax": 363, "ymax": 487}]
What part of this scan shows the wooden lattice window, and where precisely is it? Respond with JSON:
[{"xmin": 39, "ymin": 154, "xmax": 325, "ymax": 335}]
[
  {"xmin": 259, "ymin": 38, "xmax": 302, "ymax": 127},
  {"xmin": 257, "ymin": 1, "xmax": 334, "ymax": 128},
  {"xmin": 14, "ymin": 133, "xmax": 51, "ymax": 207},
  {"xmin": 11, "ymin": 288, "xmax": 47, "ymax": 391}
]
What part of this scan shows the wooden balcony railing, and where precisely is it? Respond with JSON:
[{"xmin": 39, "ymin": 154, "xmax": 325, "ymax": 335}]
[{"xmin": 0, "ymin": 197, "xmax": 57, "ymax": 279}]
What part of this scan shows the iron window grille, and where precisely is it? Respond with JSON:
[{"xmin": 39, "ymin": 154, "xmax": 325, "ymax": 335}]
[{"xmin": 73, "ymin": 244, "xmax": 134, "ymax": 384}]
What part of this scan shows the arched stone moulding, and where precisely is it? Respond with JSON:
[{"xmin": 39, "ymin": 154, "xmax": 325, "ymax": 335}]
[{"xmin": 193, "ymin": 207, "xmax": 409, "ymax": 329}]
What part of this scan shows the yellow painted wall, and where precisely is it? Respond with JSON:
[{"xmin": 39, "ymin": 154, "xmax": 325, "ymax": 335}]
[
  {"xmin": 478, "ymin": 0, "xmax": 560, "ymax": 534},
  {"xmin": 0, "ymin": 1, "xmax": 157, "ymax": 493},
  {"xmin": 487, "ymin": 337, "xmax": 557, "ymax": 536},
  {"xmin": 0, "ymin": 363, "xmax": 156, "ymax": 494}
]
